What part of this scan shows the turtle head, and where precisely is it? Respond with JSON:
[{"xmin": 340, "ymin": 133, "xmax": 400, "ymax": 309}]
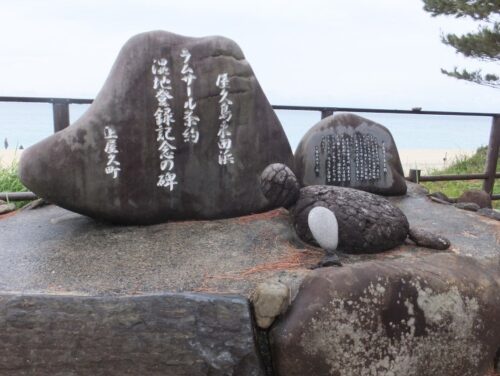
[{"xmin": 260, "ymin": 163, "xmax": 300, "ymax": 209}]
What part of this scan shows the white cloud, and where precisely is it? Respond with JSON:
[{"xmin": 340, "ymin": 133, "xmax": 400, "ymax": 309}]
[{"xmin": 0, "ymin": 0, "xmax": 497, "ymax": 112}]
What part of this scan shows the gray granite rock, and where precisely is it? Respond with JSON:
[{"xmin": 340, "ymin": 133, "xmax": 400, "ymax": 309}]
[
  {"xmin": 19, "ymin": 31, "xmax": 293, "ymax": 224},
  {"xmin": 408, "ymin": 227, "xmax": 451, "ymax": 250},
  {"xmin": 0, "ymin": 293, "xmax": 265, "ymax": 376},
  {"xmin": 0, "ymin": 203, "xmax": 15, "ymax": 215},
  {"xmin": 307, "ymin": 206, "xmax": 338, "ymax": 251},
  {"xmin": 270, "ymin": 254, "xmax": 500, "ymax": 376},
  {"xmin": 477, "ymin": 207, "xmax": 500, "ymax": 221},
  {"xmin": 294, "ymin": 113, "xmax": 407, "ymax": 196},
  {"xmin": 454, "ymin": 202, "xmax": 481, "ymax": 212},
  {"xmin": 457, "ymin": 189, "xmax": 492, "ymax": 209}
]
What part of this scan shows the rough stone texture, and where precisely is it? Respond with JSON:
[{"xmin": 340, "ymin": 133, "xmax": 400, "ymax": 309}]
[
  {"xmin": 251, "ymin": 281, "xmax": 290, "ymax": 329},
  {"xmin": 0, "ymin": 203, "xmax": 15, "ymax": 214},
  {"xmin": 270, "ymin": 254, "xmax": 500, "ymax": 376},
  {"xmin": 0, "ymin": 206, "xmax": 320, "ymax": 296},
  {"xmin": 307, "ymin": 206, "xmax": 338, "ymax": 251},
  {"xmin": 0, "ymin": 206, "xmax": 321, "ymax": 375},
  {"xmin": 1, "ymin": 183, "xmax": 499, "ymax": 375},
  {"xmin": 0, "ymin": 293, "xmax": 264, "ymax": 376},
  {"xmin": 260, "ymin": 163, "xmax": 300, "ymax": 209},
  {"xmin": 408, "ymin": 227, "xmax": 451, "ymax": 250},
  {"xmin": 19, "ymin": 31, "xmax": 294, "ymax": 224},
  {"xmin": 478, "ymin": 207, "xmax": 500, "ymax": 221},
  {"xmin": 294, "ymin": 113, "xmax": 407, "ymax": 196},
  {"xmin": 292, "ymin": 185, "xmax": 409, "ymax": 253},
  {"xmin": 454, "ymin": 202, "xmax": 481, "ymax": 212},
  {"xmin": 457, "ymin": 189, "xmax": 492, "ymax": 209}
]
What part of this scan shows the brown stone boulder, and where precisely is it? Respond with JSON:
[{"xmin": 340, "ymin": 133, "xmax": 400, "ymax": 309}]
[
  {"xmin": 294, "ymin": 113, "xmax": 407, "ymax": 196},
  {"xmin": 457, "ymin": 189, "xmax": 492, "ymax": 209},
  {"xmin": 270, "ymin": 253, "xmax": 500, "ymax": 376},
  {"xmin": 19, "ymin": 31, "xmax": 294, "ymax": 224}
]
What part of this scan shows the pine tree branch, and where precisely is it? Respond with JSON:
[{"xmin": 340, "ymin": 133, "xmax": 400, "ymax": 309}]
[
  {"xmin": 442, "ymin": 22, "xmax": 500, "ymax": 60},
  {"xmin": 441, "ymin": 67, "xmax": 500, "ymax": 88},
  {"xmin": 423, "ymin": 0, "xmax": 499, "ymax": 20}
]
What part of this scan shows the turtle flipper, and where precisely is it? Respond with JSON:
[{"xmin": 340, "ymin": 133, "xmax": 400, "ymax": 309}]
[{"xmin": 408, "ymin": 228, "xmax": 450, "ymax": 250}]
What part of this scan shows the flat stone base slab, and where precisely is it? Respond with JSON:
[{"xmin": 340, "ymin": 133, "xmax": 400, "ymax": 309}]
[
  {"xmin": 0, "ymin": 206, "xmax": 321, "ymax": 296},
  {"xmin": 0, "ymin": 293, "xmax": 264, "ymax": 376},
  {"xmin": 1, "ymin": 183, "xmax": 499, "ymax": 375}
]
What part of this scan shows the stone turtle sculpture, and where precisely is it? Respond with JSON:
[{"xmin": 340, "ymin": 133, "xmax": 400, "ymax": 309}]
[{"xmin": 261, "ymin": 163, "xmax": 450, "ymax": 254}]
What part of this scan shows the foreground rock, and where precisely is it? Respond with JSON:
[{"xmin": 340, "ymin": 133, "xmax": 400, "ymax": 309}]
[
  {"xmin": 0, "ymin": 206, "xmax": 321, "ymax": 375},
  {"xmin": 478, "ymin": 207, "xmax": 500, "ymax": 221},
  {"xmin": 0, "ymin": 294, "xmax": 264, "ymax": 376},
  {"xmin": 1, "ymin": 183, "xmax": 499, "ymax": 375},
  {"xmin": 19, "ymin": 31, "xmax": 293, "ymax": 224},
  {"xmin": 294, "ymin": 113, "xmax": 407, "ymax": 196},
  {"xmin": 271, "ymin": 254, "xmax": 500, "ymax": 376}
]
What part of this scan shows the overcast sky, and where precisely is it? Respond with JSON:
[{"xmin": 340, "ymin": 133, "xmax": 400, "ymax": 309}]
[{"xmin": 1, "ymin": 0, "xmax": 498, "ymax": 112}]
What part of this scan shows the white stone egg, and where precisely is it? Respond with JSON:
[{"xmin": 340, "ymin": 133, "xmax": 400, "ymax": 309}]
[{"xmin": 307, "ymin": 206, "xmax": 339, "ymax": 251}]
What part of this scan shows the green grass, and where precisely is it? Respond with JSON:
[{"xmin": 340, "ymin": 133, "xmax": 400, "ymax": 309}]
[
  {"xmin": 421, "ymin": 146, "xmax": 500, "ymax": 209},
  {"xmin": 0, "ymin": 160, "xmax": 29, "ymax": 209}
]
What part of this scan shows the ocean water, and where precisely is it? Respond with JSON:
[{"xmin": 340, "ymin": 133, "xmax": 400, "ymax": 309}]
[{"xmin": 0, "ymin": 102, "xmax": 492, "ymax": 153}]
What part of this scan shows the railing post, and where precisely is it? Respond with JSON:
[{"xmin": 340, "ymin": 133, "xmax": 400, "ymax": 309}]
[
  {"xmin": 483, "ymin": 115, "xmax": 500, "ymax": 195},
  {"xmin": 52, "ymin": 101, "xmax": 70, "ymax": 133},
  {"xmin": 321, "ymin": 110, "xmax": 333, "ymax": 119},
  {"xmin": 408, "ymin": 169, "xmax": 421, "ymax": 184}
]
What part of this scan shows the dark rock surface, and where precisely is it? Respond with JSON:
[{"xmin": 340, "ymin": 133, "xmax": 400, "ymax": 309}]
[
  {"xmin": 408, "ymin": 227, "xmax": 451, "ymax": 249},
  {"xmin": 0, "ymin": 293, "xmax": 265, "ymax": 376},
  {"xmin": 270, "ymin": 254, "xmax": 500, "ymax": 376},
  {"xmin": 478, "ymin": 207, "xmax": 500, "ymax": 221},
  {"xmin": 0, "ymin": 206, "xmax": 320, "ymax": 296},
  {"xmin": 454, "ymin": 202, "xmax": 481, "ymax": 212},
  {"xmin": 457, "ymin": 189, "xmax": 492, "ymax": 209},
  {"xmin": 294, "ymin": 113, "xmax": 407, "ymax": 196},
  {"xmin": 291, "ymin": 185, "xmax": 409, "ymax": 253},
  {"xmin": 19, "ymin": 31, "xmax": 293, "ymax": 224}
]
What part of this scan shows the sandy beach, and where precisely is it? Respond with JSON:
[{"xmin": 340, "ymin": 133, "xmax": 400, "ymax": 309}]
[
  {"xmin": 399, "ymin": 148, "xmax": 474, "ymax": 174},
  {"xmin": 1, "ymin": 148, "xmax": 475, "ymax": 174},
  {"xmin": 0, "ymin": 149, "xmax": 23, "ymax": 168}
]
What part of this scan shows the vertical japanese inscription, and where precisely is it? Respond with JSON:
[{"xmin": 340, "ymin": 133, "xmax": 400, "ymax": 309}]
[
  {"xmin": 180, "ymin": 49, "xmax": 200, "ymax": 144},
  {"xmin": 216, "ymin": 73, "xmax": 234, "ymax": 165},
  {"xmin": 104, "ymin": 126, "xmax": 121, "ymax": 179},
  {"xmin": 152, "ymin": 58, "xmax": 178, "ymax": 191},
  {"xmin": 319, "ymin": 132, "xmax": 387, "ymax": 184}
]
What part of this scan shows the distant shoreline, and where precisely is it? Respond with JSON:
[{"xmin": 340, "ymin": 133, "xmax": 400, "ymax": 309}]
[
  {"xmin": 1, "ymin": 148, "xmax": 475, "ymax": 174},
  {"xmin": 399, "ymin": 148, "xmax": 474, "ymax": 174}
]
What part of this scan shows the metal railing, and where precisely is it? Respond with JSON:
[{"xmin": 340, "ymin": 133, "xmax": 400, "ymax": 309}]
[{"xmin": 0, "ymin": 96, "xmax": 498, "ymax": 201}]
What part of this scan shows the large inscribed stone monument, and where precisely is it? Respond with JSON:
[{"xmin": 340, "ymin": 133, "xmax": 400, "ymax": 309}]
[
  {"xmin": 19, "ymin": 31, "xmax": 294, "ymax": 224},
  {"xmin": 294, "ymin": 113, "xmax": 407, "ymax": 196}
]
